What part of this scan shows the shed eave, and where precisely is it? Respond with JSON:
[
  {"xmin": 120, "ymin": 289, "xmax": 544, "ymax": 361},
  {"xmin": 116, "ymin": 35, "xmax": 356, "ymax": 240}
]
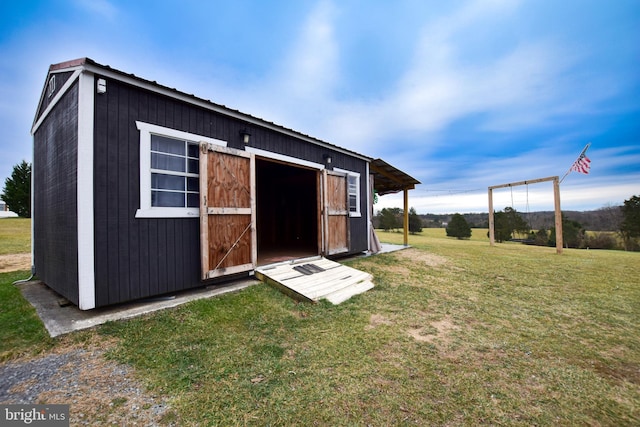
[{"xmin": 370, "ymin": 158, "xmax": 420, "ymax": 195}]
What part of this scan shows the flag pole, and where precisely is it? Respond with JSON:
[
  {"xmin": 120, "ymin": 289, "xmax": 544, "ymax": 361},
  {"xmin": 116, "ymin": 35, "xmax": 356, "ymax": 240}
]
[{"xmin": 560, "ymin": 142, "xmax": 591, "ymax": 184}]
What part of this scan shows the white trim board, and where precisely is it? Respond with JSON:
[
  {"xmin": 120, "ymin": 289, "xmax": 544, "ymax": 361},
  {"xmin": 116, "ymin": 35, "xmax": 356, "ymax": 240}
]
[
  {"xmin": 77, "ymin": 72, "xmax": 96, "ymax": 310},
  {"xmin": 245, "ymin": 146, "xmax": 325, "ymax": 170}
]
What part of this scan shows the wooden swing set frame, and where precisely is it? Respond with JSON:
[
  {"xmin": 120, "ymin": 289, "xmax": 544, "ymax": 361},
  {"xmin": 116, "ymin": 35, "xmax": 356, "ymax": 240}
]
[{"xmin": 488, "ymin": 176, "xmax": 563, "ymax": 254}]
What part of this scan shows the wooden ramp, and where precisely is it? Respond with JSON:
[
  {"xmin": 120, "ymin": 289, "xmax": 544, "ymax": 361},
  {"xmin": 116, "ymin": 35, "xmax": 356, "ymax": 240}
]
[{"xmin": 255, "ymin": 256, "xmax": 374, "ymax": 304}]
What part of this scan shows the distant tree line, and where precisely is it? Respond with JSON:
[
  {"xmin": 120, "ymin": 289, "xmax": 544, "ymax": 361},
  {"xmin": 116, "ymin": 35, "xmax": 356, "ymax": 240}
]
[
  {"xmin": 406, "ymin": 208, "xmax": 624, "ymax": 232},
  {"xmin": 376, "ymin": 207, "xmax": 422, "ymax": 234},
  {"xmin": 373, "ymin": 195, "xmax": 640, "ymax": 251},
  {"xmin": 489, "ymin": 199, "xmax": 640, "ymax": 251},
  {"xmin": 374, "ymin": 207, "xmax": 625, "ymax": 233},
  {"xmin": 487, "ymin": 208, "xmax": 591, "ymax": 248}
]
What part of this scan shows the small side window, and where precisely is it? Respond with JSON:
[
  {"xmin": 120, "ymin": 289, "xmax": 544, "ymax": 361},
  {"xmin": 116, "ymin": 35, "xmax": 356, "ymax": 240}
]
[
  {"xmin": 347, "ymin": 174, "xmax": 358, "ymax": 213},
  {"xmin": 47, "ymin": 75, "xmax": 56, "ymax": 98}
]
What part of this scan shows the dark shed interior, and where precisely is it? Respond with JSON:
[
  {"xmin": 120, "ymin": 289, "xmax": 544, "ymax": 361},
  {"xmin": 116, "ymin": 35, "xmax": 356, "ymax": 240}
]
[{"xmin": 256, "ymin": 158, "xmax": 319, "ymax": 264}]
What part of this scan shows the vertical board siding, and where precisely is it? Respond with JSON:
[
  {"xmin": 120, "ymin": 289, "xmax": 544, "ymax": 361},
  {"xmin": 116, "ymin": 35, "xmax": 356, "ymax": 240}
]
[
  {"xmin": 332, "ymin": 156, "xmax": 368, "ymax": 253},
  {"xmin": 94, "ymin": 79, "xmax": 203, "ymax": 306},
  {"xmin": 93, "ymin": 75, "xmax": 109, "ymax": 306},
  {"xmin": 127, "ymin": 87, "xmax": 142, "ymax": 300},
  {"xmin": 33, "ymin": 82, "xmax": 80, "ymax": 305},
  {"xmin": 118, "ymin": 83, "xmax": 132, "ymax": 302}
]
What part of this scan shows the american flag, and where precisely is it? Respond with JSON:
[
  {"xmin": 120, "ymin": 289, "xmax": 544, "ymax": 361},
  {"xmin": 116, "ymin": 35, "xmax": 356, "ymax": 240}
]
[
  {"xmin": 570, "ymin": 146, "xmax": 591, "ymax": 174},
  {"xmin": 560, "ymin": 143, "xmax": 592, "ymax": 183}
]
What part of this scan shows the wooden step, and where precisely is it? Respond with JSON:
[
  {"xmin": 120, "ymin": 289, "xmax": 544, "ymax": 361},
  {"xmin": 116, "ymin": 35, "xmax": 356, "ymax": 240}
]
[
  {"xmin": 255, "ymin": 257, "xmax": 374, "ymax": 304},
  {"xmin": 324, "ymin": 280, "xmax": 375, "ymax": 304}
]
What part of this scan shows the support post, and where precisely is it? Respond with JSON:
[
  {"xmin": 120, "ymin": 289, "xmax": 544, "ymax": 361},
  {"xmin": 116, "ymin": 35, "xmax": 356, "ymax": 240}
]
[
  {"xmin": 488, "ymin": 187, "xmax": 495, "ymax": 246},
  {"xmin": 553, "ymin": 177, "xmax": 563, "ymax": 254},
  {"xmin": 403, "ymin": 188, "xmax": 409, "ymax": 246}
]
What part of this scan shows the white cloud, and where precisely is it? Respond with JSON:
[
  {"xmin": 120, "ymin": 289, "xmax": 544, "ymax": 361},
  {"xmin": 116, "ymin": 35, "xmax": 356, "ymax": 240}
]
[
  {"xmin": 73, "ymin": 0, "xmax": 118, "ymax": 21},
  {"xmin": 386, "ymin": 34, "xmax": 578, "ymax": 134},
  {"xmin": 298, "ymin": 0, "xmax": 588, "ymax": 156},
  {"xmin": 587, "ymin": 146, "xmax": 640, "ymax": 170},
  {"xmin": 280, "ymin": 0, "xmax": 340, "ymax": 101}
]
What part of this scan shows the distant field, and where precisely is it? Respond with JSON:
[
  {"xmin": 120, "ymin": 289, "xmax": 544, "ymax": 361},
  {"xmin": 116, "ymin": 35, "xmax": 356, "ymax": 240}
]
[
  {"xmin": 0, "ymin": 218, "xmax": 30, "ymax": 255},
  {"xmin": 399, "ymin": 227, "xmax": 626, "ymax": 249},
  {"xmin": 421, "ymin": 227, "xmax": 490, "ymax": 242}
]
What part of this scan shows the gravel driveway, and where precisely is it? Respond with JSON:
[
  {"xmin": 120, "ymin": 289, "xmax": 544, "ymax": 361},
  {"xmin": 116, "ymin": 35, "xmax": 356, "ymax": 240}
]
[{"xmin": 0, "ymin": 346, "xmax": 174, "ymax": 426}]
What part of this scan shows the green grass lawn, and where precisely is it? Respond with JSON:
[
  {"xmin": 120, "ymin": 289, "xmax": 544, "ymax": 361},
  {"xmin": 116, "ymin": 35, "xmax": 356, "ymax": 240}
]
[
  {"xmin": 1, "ymin": 228, "xmax": 639, "ymax": 425},
  {"xmin": 0, "ymin": 270, "xmax": 53, "ymax": 360},
  {"xmin": 0, "ymin": 218, "xmax": 31, "ymax": 255}
]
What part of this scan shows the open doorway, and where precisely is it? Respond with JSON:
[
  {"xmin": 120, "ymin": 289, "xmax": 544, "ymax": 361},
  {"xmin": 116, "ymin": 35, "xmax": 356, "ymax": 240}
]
[{"xmin": 256, "ymin": 158, "xmax": 319, "ymax": 265}]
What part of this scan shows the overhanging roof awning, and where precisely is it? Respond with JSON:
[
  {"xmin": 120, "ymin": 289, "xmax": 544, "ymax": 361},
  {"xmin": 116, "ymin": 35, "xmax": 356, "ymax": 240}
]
[{"xmin": 370, "ymin": 159, "xmax": 421, "ymax": 196}]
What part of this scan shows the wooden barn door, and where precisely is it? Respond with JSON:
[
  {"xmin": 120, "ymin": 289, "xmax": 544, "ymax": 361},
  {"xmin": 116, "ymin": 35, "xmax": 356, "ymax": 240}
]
[
  {"xmin": 200, "ymin": 144, "xmax": 256, "ymax": 280},
  {"xmin": 323, "ymin": 170, "xmax": 350, "ymax": 255}
]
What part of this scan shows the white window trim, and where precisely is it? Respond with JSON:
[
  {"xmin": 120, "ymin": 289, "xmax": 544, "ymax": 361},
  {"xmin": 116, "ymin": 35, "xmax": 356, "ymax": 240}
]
[
  {"xmin": 334, "ymin": 167, "xmax": 361, "ymax": 218},
  {"xmin": 245, "ymin": 146, "xmax": 325, "ymax": 170},
  {"xmin": 135, "ymin": 121, "xmax": 227, "ymax": 218}
]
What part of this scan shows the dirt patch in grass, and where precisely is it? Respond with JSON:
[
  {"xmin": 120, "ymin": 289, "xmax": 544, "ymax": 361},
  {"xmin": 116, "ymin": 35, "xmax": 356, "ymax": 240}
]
[
  {"xmin": 395, "ymin": 248, "xmax": 449, "ymax": 267},
  {"xmin": 382, "ymin": 249, "xmax": 450, "ymax": 286},
  {"xmin": 592, "ymin": 361, "xmax": 640, "ymax": 386},
  {"xmin": 407, "ymin": 316, "xmax": 459, "ymax": 345},
  {"xmin": 372, "ymin": 342, "xmax": 407, "ymax": 369},
  {"xmin": 0, "ymin": 253, "xmax": 30, "ymax": 273},
  {"xmin": 366, "ymin": 313, "xmax": 393, "ymax": 330}
]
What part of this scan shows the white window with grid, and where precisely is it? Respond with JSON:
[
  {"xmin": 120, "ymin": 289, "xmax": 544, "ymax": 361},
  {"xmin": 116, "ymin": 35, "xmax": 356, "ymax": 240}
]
[
  {"xmin": 334, "ymin": 168, "xmax": 361, "ymax": 217},
  {"xmin": 135, "ymin": 121, "xmax": 227, "ymax": 218}
]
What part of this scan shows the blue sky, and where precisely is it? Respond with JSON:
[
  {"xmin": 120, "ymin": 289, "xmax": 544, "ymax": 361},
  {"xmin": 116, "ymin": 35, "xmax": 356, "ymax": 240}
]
[{"xmin": 1, "ymin": 0, "xmax": 638, "ymax": 214}]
